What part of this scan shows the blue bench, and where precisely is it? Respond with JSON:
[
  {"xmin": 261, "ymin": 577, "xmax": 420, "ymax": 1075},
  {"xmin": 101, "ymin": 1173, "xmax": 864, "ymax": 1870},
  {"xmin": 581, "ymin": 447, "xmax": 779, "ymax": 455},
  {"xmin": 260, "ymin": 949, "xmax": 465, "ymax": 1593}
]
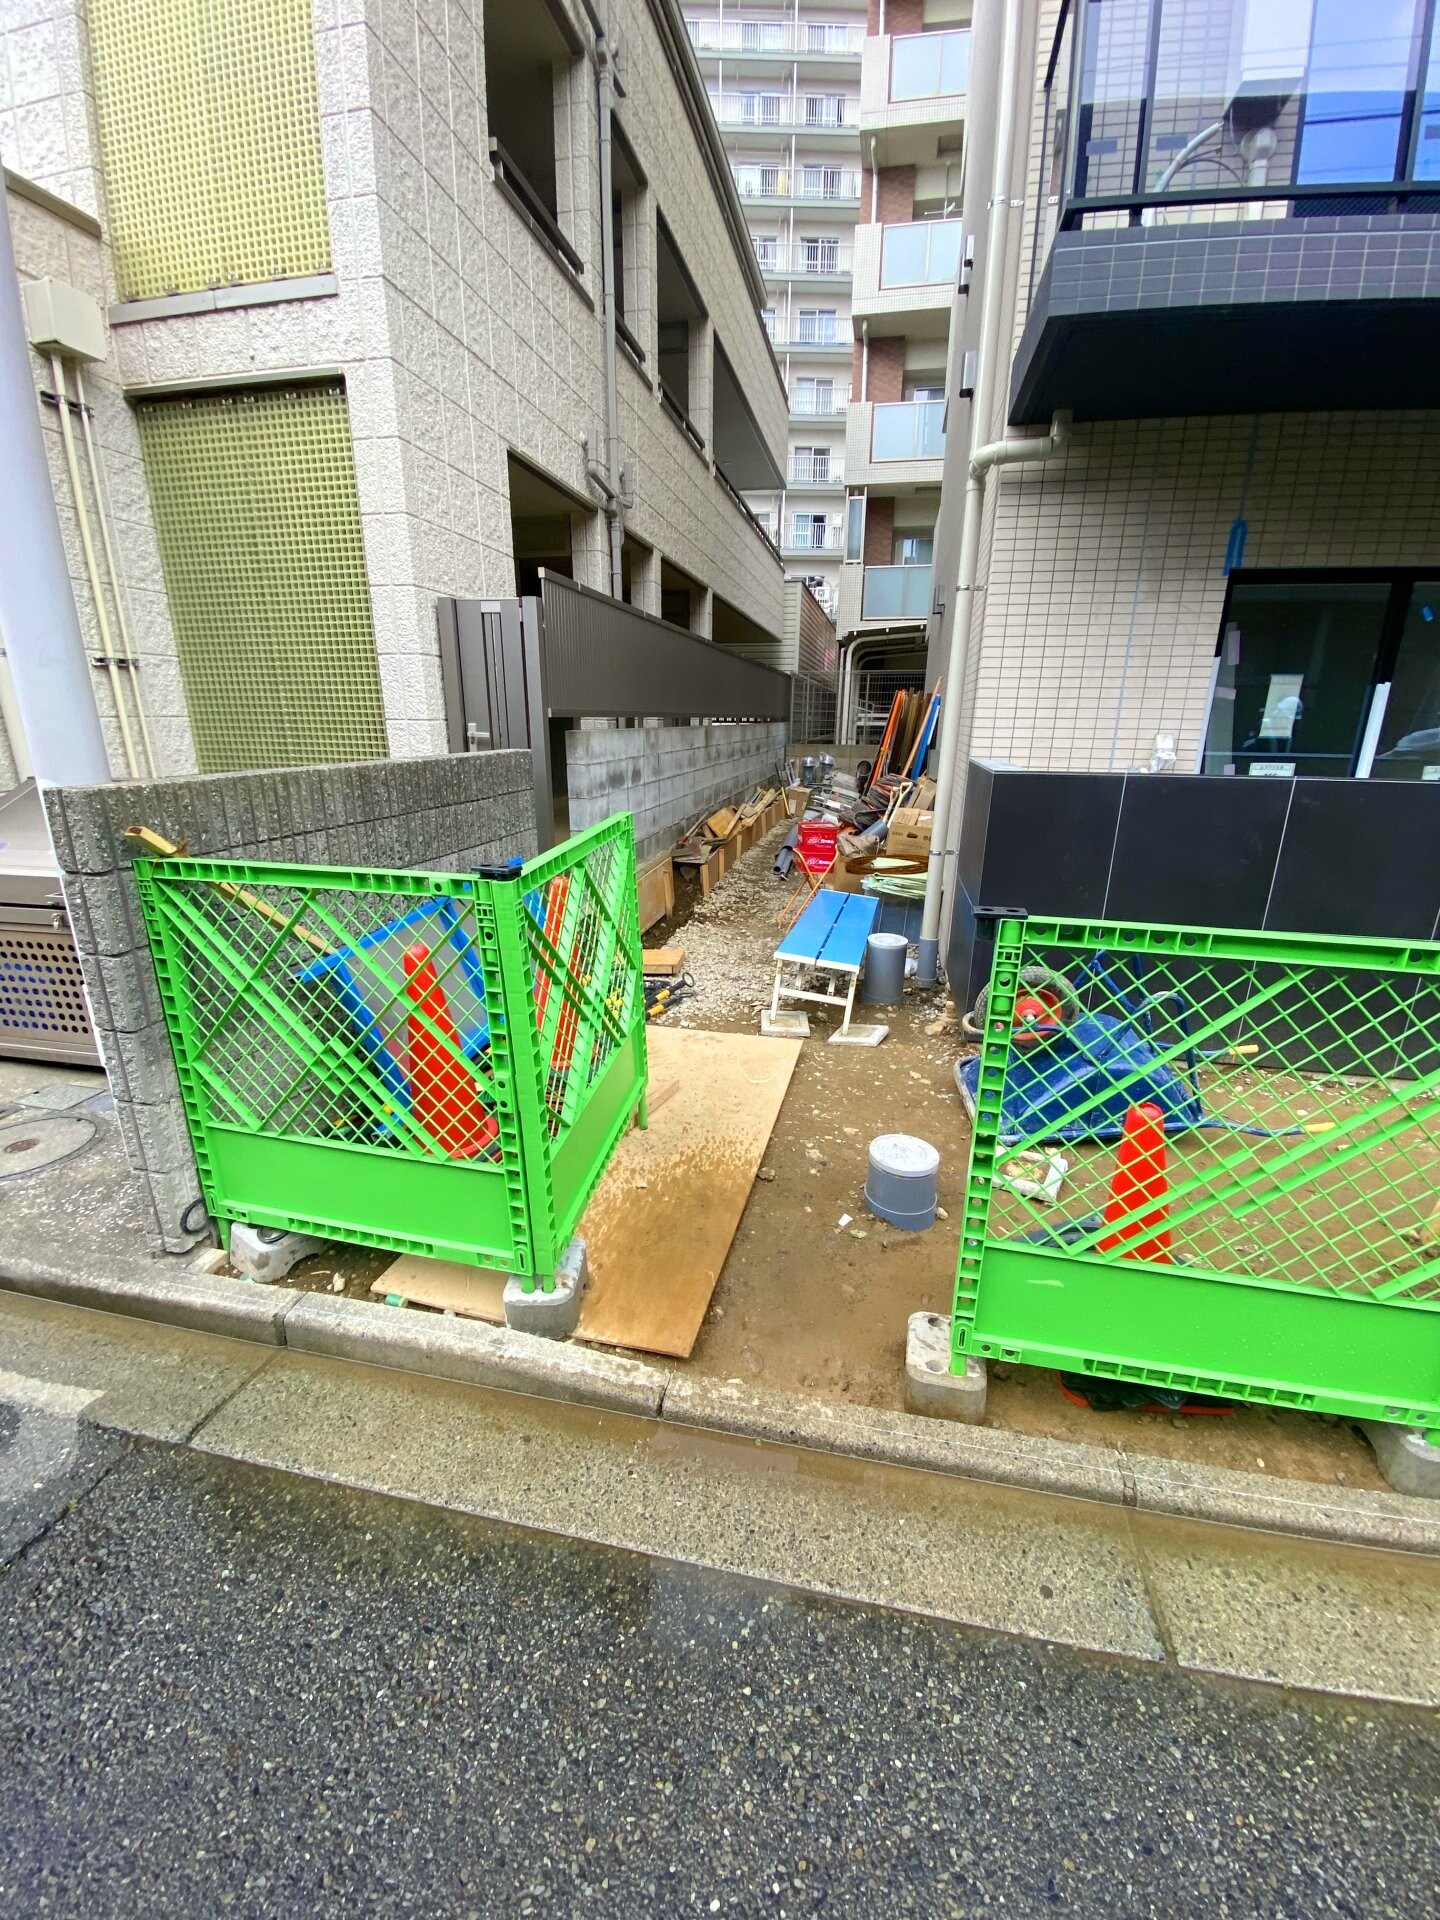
[{"xmin": 766, "ymin": 889, "xmax": 886, "ymax": 1044}]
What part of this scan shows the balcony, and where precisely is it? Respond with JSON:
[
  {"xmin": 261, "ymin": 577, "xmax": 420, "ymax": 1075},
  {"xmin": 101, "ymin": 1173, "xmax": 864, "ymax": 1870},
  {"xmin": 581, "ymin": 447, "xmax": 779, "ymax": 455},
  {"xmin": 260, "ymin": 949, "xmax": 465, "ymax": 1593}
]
[
  {"xmin": 861, "ymin": 563, "xmax": 934, "ymax": 621},
  {"xmin": 784, "ymin": 521, "xmax": 844, "ymax": 553},
  {"xmin": 845, "ymin": 399, "xmax": 945, "ymax": 489},
  {"xmin": 732, "ymin": 165, "xmax": 861, "ymax": 211},
  {"xmin": 767, "ymin": 322, "xmax": 853, "ymax": 354},
  {"xmin": 789, "ymin": 385, "xmax": 850, "ymax": 419},
  {"xmin": 687, "ymin": 18, "xmax": 863, "ymax": 61},
  {"xmin": 753, "ymin": 239, "xmax": 854, "ymax": 283},
  {"xmin": 1012, "ymin": 0, "xmax": 1440, "ymax": 425},
  {"xmin": 709, "ymin": 91, "xmax": 860, "ymax": 137},
  {"xmin": 851, "ymin": 218, "xmax": 963, "ymax": 337},
  {"xmin": 788, "ymin": 454, "xmax": 845, "ymax": 488},
  {"xmin": 859, "ymin": 29, "xmax": 968, "ymax": 167}
]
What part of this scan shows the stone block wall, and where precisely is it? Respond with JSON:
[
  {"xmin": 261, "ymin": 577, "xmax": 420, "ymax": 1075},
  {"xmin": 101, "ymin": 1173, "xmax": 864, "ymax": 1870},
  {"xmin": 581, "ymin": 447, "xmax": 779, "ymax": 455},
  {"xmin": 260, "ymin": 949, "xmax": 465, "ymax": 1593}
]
[
  {"xmin": 46, "ymin": 751, "xmax": 537, "ymax": 1253},
  {"xmin": 565, "ymin": 723, "xmax": 789, "ymax": 865}
]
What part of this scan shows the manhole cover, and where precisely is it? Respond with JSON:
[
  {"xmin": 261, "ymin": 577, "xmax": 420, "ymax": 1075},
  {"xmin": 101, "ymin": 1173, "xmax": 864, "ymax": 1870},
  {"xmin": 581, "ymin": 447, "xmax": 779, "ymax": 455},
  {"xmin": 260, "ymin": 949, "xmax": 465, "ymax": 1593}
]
[{"xmin": 0, "ymin": 1115, "xmax": 96, "ymax": 1177}]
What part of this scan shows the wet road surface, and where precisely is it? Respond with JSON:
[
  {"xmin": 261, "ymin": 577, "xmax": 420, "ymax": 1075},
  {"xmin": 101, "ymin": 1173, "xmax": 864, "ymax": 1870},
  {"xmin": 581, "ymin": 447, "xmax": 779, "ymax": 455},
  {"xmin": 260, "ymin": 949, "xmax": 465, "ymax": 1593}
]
[{"xmin": 0, "ymin": 1410, "xmax": 1435, "ymax": 1919}]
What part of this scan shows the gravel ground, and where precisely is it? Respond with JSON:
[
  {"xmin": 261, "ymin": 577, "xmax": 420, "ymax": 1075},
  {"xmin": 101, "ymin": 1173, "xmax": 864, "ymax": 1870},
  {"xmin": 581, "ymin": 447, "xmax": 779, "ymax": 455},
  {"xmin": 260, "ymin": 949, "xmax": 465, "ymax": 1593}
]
[{"xmin": 0, "ymin": 1434, "xmax": 1436, "ymax": 1919}]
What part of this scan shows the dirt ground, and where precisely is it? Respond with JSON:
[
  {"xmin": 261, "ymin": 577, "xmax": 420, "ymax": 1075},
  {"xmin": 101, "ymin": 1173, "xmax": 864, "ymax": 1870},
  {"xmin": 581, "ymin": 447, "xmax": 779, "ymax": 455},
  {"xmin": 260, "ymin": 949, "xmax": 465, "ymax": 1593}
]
[
  {"xmin": 271, "ymin": 820, "xmax": 1389, "ymax": 1494},
  {"xmin": 646, "ymin": 824, "xmax": 1388, "ymax": 1493}
]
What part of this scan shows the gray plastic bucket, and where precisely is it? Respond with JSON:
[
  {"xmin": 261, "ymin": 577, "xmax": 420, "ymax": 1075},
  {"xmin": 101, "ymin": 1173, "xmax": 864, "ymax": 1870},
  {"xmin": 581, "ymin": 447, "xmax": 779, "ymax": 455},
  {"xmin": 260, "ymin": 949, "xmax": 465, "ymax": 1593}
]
[
  {"xmin": 861, "ymin": 931, "xmax": 908, "ymax": 1005},
  {"xmin": 864, "ymin": 1133, "xmax": 940, "ymax": 1231}
]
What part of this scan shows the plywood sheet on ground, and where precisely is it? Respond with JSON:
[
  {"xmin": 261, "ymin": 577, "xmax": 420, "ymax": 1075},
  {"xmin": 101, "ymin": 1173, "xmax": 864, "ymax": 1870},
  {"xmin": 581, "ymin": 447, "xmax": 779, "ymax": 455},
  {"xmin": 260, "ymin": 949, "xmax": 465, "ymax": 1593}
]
[
  {"xmin": 577, "ymin": 1025, "xmax": 801, "ymax": 1358},
  {"xmin": 371, "ymin": 1257, "xmax": 506, "ymax": 1322}
]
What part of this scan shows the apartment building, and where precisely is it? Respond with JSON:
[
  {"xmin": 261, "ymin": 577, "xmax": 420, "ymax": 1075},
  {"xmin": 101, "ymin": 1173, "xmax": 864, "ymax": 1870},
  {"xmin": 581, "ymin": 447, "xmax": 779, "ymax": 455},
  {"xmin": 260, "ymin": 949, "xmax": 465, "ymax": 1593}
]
[
  {"xmin": 932, "ymin": 0, "xmax": 1440, "ymax": 804},
  {"xmin": 0, "ymin": 0, "xmax": 788, "ymax": 779},
  {"xmin": 825, "ymin": 0, "xmax": 970, "ymax": 742},
  {"xmin": 686, "ymin": 0, "xmax": 865, "ymax": 638}
]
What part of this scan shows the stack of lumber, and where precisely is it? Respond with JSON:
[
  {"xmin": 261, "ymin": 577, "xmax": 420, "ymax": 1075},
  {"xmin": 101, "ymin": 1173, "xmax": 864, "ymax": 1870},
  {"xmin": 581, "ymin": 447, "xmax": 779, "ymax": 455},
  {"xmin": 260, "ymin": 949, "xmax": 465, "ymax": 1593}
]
[{"xmin": 672, "ymin": 784, "xmax": 788, "ymax": 898}]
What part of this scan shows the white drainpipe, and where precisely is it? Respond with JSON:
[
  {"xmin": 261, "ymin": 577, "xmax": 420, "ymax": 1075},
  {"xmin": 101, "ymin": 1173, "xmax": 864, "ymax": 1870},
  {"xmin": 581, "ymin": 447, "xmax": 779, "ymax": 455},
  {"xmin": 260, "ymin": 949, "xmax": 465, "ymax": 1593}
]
[{"xmin": 916, "ymin": 0, "xmax": 1070, "ymax": 987}]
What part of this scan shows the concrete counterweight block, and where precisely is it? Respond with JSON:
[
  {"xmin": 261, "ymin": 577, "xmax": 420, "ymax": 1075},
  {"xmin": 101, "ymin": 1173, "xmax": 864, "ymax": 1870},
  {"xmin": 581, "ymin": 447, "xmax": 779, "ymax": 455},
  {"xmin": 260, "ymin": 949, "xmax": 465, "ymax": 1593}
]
[
  {"xmin": 1362, "ymin": 1422, "xmax": 1440, "ymax": 1499},
  {"xmin": 503, "ymin": 1236, "xmax": 588, "ymax": 1340},
  {"xmin": 904, "ymin": 1312, "xmax": 988, "ymax": 1423},
  {"xmin": 229, "ymin": 1223, "xmax": 330, "ymax": 1283}
]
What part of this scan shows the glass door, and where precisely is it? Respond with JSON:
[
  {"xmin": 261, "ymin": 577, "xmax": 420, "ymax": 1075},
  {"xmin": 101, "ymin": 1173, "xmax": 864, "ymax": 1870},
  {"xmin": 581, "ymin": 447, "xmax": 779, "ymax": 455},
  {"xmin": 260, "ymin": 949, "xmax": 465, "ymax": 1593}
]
[{"xmin": 1370, "ymin": 582, "xmax": 1440, "ymax": 780}]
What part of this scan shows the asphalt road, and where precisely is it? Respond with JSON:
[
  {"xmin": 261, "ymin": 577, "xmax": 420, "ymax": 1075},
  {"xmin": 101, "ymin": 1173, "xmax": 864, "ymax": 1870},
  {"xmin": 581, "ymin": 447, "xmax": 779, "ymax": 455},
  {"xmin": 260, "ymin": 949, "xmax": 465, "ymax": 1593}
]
[{"xmin": 0, "ymin": 1411, "xmax": 1435, "ymax": 1920}]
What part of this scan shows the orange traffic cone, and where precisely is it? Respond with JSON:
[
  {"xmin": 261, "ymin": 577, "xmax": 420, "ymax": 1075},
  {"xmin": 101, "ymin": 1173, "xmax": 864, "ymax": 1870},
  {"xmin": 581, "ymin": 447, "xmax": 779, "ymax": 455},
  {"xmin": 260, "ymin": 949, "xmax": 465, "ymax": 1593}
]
[
  {"xmin": 1096, "ymin": 1101, "xmax": 1172, "ymax": 1262},
  {"xmin": 402, "ymin": 942, "xmax": 497, "ymax": 1158}
]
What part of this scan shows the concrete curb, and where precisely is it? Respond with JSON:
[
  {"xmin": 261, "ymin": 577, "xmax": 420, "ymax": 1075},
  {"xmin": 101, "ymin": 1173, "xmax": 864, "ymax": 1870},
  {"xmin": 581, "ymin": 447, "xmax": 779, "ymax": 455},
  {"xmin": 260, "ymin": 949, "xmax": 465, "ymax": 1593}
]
[{"xmin": 5, "ymin": 1260, "xmax": 1438, "ymax": 1555}]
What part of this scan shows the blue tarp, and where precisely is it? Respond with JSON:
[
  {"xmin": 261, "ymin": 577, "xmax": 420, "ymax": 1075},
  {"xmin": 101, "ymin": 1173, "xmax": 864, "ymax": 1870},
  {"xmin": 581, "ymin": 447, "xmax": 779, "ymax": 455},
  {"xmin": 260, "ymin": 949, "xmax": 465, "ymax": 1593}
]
[{"xmin": 957, "ymin": 1012, "xmax": 1204, "ymax": 1146}]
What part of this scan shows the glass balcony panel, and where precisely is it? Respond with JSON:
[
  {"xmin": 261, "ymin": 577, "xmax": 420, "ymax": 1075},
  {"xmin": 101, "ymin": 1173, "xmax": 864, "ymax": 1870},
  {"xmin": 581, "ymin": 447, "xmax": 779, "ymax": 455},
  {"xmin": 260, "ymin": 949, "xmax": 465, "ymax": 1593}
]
[
  {"xmin": 879, "ymin": 219, "xmax": 963, "ymax": 286},
  {"xmin": 871, "ymin": 400, "xmax": 945, "ymax": 461},
  {"xmin": 862, "ymin": 565, "xmax": 933, "ymax": 618},
  {"xmin": 889, "ymin": 30, "xmax": 970, "ymax": 103}
]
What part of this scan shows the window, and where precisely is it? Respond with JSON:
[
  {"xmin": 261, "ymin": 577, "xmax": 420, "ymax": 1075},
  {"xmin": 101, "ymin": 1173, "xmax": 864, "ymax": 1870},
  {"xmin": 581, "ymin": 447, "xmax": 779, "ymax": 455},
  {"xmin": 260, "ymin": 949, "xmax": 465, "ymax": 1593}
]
[
  {"xmin": 611, "ymin": 121, "xmax": 646, "ymax": 353},
  {"xmin": 792, "ymin": 445, "xmax": 831, "ymax": 483},
  {"xmin": 134, "ymin": 384, "xmax": 385, "ymax": 770},
  {"xmin": 741, "ymin": 91, "xmax": 783, "ymax": 124},
  {"xmin": 845, "ymin": 494, "xmax": 865, "ymax": 561},
  {"xmin": 791, "ymin": 513, "xmax": 828, "ymax": 549},
  {"xmin": 484, "ymin": 0, "xmax": 582, "ymax": 262},
  {"xmin": 797, "ymin": 308, "xmax": 839, "ymax": 344},
  {"xmin": 794, "ymin": 377, "xmax": 835, "ymax": 415},
  {"xmin": 761, "ymin": 306, "xmax": 777, "ymax": 339},
  {"xmin": 657, "ymin": 214, "xmax": 707, "ymax": 440},
  {"xmin": 896, "ymin": 533, "xmax": 934, "ymax": 566},
  {"xmin": 801, "ymin": 165, "xmax": 845, "ymax": 200},
  {"xmin": 752, "ymin": 233, "xmax": 779, "ymax": 268},
  {"xmin": 1203, "ymin": 571, "xmax": 1440, "ymax": 781},
  {"xmin": 804, "ymin": 94, "xmax": 846, "ymax": 126},
  {"xmin": 88, "ymin": 0, "xmax": 331, "ymax": 302},
  {"xmin": 800, "ymin": 235, "xmax": 839, "ymax": 273}
]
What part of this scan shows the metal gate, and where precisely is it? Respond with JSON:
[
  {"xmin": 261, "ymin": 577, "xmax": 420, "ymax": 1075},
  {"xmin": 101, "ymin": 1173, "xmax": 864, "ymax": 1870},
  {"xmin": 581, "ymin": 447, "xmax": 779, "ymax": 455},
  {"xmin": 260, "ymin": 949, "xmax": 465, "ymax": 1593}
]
[{"xmin": 438, "ymin": 573, "xmax": 793, "ymax": 848}]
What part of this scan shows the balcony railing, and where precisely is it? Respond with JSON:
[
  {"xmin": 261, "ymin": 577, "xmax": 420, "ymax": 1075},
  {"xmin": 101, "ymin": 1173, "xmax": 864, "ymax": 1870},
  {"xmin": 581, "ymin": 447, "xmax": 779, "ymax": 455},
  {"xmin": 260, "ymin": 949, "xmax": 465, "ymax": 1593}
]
[
  {"xmin": 879, "ymin": 218, "xmax": 963, "ymax": 288},
  {"xmin": 733, "ymin": 166, "xmax": 861, "ymax": 202},
  {"xmin": 870, "ymin": 400, "xmax": 945, "ymax": 462},
  {"xmin": 787, "ymin": 523, "xmax": 844, "ymax": 551},
  {"xmin": 790, "ymin": 456, "xmax": 844, "ymax": 485},
  {"xmin": 888, "ymin": 29, "xmax": 969, "ymax": 104},
  {"xmin": 710, "ymin": 91, "xmax": 860, "ymax": 131},
  {"xmin": 1038, "ymin": 0, "xmax": 1440, "ymax": 247},
  {"xmin": 790, "ymin": 386, "xmax": 850, "ymax": 416},
  {"xmin": 688, "ymin": 19, "xmax": 863, "ymax": 57},
  {"xmin": 754, "ymin": 240, "xmax": 854, "ymax": 276},
  {"xmin": 862, "ymin": 563, "xmax": 933, "ymax": 619}
]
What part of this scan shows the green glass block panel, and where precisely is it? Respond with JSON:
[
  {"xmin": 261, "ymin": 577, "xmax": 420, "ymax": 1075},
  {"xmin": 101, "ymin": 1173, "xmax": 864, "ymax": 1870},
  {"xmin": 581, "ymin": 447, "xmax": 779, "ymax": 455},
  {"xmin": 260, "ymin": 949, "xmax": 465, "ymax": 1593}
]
[
  {"xmin": 90, "ymin": 0, "xmax": 331, "ymax": 301},
  {"xmin": 136, "ymin": 385, "xmax": 387, "ymax": 771}
]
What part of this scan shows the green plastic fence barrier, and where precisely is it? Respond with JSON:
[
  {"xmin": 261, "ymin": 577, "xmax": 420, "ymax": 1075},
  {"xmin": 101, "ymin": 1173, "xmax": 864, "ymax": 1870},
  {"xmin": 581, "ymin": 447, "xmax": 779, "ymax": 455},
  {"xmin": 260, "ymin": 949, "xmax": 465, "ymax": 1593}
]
[
  {"xmin": 136, "ymin": 816, "xmax": 647, "ymax": 1288},
  {"xmin": 953, "ymin": 916, "xmax": 1440, "ymax": 1437}
]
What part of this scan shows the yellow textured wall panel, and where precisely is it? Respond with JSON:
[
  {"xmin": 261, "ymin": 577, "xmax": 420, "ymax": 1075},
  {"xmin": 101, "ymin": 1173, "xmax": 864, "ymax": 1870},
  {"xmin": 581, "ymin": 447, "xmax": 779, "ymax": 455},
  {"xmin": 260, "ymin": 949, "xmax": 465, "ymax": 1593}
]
[
  {"xmin": 136, "ymin": 385, "xmax": 387, "ymax": 771},
  {"xmin": 90, "ymin": 0, "xmax": 332, "ymax": 301}
]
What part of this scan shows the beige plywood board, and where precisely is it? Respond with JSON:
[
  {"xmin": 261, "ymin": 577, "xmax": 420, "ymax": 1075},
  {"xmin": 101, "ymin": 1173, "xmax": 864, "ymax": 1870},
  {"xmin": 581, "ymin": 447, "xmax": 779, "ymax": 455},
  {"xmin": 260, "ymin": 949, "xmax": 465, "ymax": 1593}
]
[
  {"xmin": 371, "ymin": 1257, "xmax": 506, "ymax": 1323},
  {"xmin": 577, "ymin": 1025, "xmax": 801, "ymax": 1358}
]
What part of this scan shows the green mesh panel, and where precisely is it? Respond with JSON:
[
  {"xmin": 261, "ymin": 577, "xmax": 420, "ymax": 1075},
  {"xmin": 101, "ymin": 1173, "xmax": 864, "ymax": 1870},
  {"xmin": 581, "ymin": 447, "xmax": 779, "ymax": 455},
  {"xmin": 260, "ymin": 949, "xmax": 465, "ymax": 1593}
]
[
  {"xmin": 136, "ymin": 385, "xmax": 387, "ymax": 771},
  {"xmin": 89, "ymin": 0, "xmax": 331, "ymax": 301}
]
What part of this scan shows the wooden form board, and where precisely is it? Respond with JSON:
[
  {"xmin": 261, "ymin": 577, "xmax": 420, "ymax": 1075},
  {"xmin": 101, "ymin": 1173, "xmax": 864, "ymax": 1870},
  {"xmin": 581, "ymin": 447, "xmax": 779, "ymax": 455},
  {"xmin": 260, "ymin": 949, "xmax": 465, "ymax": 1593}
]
[
  {"xmin": 373, "ymin": 1027, "xmax": 800, "ymax": 1357},
  {"xmin": 636, "ymin": 853, "xmax": 675, "ymax": 933},
  {"xmin": 576, "ymin": 1025, "xmax": 801, "ymax": 1356}
]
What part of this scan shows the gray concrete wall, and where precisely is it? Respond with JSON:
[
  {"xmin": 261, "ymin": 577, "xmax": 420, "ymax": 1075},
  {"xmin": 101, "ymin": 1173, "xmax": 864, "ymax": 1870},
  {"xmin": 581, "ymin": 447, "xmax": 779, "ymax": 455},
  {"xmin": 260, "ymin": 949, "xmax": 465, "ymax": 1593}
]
[
  {"xmin": 46, "ymin": 752, "xmax": 537, "ymax": 1254},
  {"xmin": 565, "ymin": 723, "xmax": 789, "ymax": 865}
]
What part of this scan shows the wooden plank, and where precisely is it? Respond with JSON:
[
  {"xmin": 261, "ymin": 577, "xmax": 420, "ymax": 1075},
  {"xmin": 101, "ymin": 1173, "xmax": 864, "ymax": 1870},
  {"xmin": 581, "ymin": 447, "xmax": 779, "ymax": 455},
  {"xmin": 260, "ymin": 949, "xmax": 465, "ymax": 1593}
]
[
  {"xmin": 577, "ymin": 1026, "xmax": 801, "ymax": 1358},
  {"xmin": 635, "ymin": 855, "xmax": 674, "ymax": 933},
  {"xmin": 706, "ymin": 808, "xmax": 738, "ymax": 841},
  {"xmin": 370, "ymin": 1256, "xmax": 506, "ymax": 1323},
  {"xmin": 642, "ymin": 945, "xmax": 685, "ymax": 975}
]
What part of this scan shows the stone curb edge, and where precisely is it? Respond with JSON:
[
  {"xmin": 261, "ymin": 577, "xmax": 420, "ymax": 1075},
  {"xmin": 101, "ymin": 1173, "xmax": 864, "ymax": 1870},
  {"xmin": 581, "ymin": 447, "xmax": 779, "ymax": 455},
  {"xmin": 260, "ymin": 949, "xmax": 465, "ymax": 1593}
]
[{"xmin": 3, "ymin": 1256, "xmax": 1436, "ymax": 1556}]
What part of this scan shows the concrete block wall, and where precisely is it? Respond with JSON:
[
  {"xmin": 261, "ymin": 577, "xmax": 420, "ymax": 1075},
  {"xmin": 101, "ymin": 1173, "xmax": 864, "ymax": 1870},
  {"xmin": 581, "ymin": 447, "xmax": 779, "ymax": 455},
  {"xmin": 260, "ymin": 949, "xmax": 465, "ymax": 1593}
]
[
  {"xmin": 565, "ymin": 723, "xmax": 789, "ymax": 864},
  {"xmin": 45, "ymin": 750, "xmax": 537, "ymax": 1253}
]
